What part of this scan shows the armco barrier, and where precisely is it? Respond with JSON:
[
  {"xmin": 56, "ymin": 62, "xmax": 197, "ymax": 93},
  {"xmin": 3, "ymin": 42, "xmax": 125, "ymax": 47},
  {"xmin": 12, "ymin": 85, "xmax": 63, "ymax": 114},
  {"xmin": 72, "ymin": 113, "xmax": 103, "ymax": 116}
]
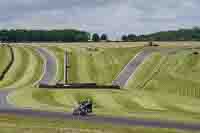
[
  {"xmin": 0, "ymin": 45, "xmax": 14, "ymax": 80},
  {"xmin": 39, "ymin": 83, "xmax": 120, "ymax": 89}
]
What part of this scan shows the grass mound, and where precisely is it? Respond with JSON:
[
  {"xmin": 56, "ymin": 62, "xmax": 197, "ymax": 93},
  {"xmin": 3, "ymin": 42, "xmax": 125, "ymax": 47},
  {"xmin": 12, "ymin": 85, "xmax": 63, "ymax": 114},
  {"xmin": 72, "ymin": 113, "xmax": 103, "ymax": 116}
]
[
  {"xmin": 142, "ymin": 50, "xmax": 200, "ymax": 96},
  {"xmin": 69, "ymin": 47, "xmax": 142, "ymax": 84},
  {"xmin": 0, "ymin": 46, "xmax": 43, "ymax": 89},
  {"xmin": 9, "ymin": 45, "xmax": 200, "ymax": 122},
  {"xmin": 127, "ymin": 49, "xmax": 200, "ymax": 114},
  {"xmin": 0, "ymin": 46, "xmax": 12, "ymax": 76},
  {"xmin": 9, "ymin": 46, "xmax": 144, "ymax": 114}
]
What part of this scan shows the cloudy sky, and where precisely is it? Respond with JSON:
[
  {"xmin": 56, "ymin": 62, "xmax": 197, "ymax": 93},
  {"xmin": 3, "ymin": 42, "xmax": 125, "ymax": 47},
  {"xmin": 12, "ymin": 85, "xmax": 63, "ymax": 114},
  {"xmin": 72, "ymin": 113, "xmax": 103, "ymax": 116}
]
[{"xmin": 0, "ymin": 0, "xmax": 199, "ymax": 39}]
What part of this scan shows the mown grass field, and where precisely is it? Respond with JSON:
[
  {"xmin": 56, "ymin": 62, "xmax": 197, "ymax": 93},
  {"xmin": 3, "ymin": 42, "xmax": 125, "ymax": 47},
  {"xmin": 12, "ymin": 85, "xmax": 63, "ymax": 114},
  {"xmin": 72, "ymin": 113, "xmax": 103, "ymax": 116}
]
[{"xmin": 0, "ymin": 42, "xmax": 200, "ymax": 124}]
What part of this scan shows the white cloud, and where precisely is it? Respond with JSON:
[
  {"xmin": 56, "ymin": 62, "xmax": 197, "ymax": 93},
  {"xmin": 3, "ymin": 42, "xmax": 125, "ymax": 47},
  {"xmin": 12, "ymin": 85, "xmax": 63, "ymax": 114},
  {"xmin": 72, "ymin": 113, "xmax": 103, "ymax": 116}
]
[{"xmin": 0, "ymin": 0, "xmax": 199, "ymax": 39}]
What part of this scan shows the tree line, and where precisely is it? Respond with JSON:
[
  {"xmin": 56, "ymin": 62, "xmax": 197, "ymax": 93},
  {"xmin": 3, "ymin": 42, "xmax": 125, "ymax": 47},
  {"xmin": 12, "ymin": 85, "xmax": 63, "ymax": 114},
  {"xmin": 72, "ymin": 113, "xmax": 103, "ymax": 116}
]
[
  {"xmin": 0, "ymin": 29, "xmax": 90, "ymax": 42},
  {"xmin": 0, "ymin": 29, "xmax": 110, "ymax": 43},
  {"xmin": 0, "ymin": 27, "xmax": 200, "ymax": 43},
  {"xmin": 121, "ymin": 27, "xmax": 200, "ymax": 42}
]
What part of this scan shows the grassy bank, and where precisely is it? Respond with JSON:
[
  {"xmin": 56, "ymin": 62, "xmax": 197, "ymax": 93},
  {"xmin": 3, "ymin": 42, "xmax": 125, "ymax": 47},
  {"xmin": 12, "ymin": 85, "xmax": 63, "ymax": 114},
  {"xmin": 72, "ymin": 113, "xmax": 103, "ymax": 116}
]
[
  {"xmin": 126, "ymin": 48, "xmax": 200, "ymax": 116},
  {"xmin": 0, "ymin": 46, "xmax": 43, "ymax": 89},
  {"xmin": 6, "ymin": 44, "xmax": 200, "ymax": 123},
  {"xmin": 0, "ymin": 46, "xmax": 12, "ymax": 76},
  {"xmin": 68, "ymin": 47, "xmax": 143, "ymax": 84},
  {"xmin": 9, "ymin": 46, "xmax": 144, "ymax": 115}
]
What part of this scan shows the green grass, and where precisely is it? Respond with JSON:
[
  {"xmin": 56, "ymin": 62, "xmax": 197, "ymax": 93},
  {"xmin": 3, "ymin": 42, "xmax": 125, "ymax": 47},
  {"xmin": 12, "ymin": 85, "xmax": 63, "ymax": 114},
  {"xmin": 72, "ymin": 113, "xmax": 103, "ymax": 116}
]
[
  {"xmin": 7, "ymin": 44, "xmax": 200, "ymax": 124},
  {"xmin": 8, "ymin": 46, "xmax": 145, "ymax": 114},
  {"xmin": 0, "ymin": 114, "xmax": 195, "ymax": 133},
  {"xmin": 126, "ymin": 48, "xmax": 200, "ymax": 115},
  {"xmin": 145, "ymin": 50, "xmax": 200, "ymax": 95},
  {"xmin": 0, "ymin": 46, "xmax": 43, "ymax": 89},
  {"xmin": 0, "ymin": 46, "xmax": 29, "ymax": 88},
  {"xmin": 0, "ymin": 46, "xmax": 11, "ymax": 75},
  {"xmin": 68, "ymin": 47, "xmax": 143, "ymax": 84},
  {"xmin": 10, "ymin": 47, "xmax": 44, "ymax": 88},
  {"xmin": 126, "ymin": 52, "xmax": 164, "ymax": 90}
]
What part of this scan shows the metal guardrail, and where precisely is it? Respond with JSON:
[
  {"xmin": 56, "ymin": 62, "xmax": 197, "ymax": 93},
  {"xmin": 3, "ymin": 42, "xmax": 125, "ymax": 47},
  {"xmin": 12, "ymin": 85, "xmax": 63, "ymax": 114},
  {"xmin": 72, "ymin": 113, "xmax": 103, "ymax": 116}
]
[{"xmin": 39, "ymin": 83, "xmax": 120, "ymax": 89}]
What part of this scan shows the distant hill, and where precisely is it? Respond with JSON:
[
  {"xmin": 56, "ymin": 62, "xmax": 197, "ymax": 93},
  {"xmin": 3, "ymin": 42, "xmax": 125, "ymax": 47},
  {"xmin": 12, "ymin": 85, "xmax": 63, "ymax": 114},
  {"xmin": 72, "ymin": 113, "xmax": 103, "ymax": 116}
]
[{"xmin": 124, "ymin": 27, "xmax": 200, "ymax": 42}]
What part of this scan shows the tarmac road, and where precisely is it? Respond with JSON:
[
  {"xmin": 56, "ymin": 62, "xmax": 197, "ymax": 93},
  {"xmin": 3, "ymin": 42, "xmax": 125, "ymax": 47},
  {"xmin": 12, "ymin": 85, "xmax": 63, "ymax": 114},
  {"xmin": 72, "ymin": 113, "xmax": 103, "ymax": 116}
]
[
  {"xmin": 0, "ymin": 108, "xmax": 199, "ymax": 131},
  {"xmin": 112, "ymin": 48, "xmax": 155, "ymax": 88},
  {"xmin": 0, "ymin": 47, "xmax": 199, "ymax": 131},
  {"xmin": 37, "ymin": 48, "xmax": 57, "ymax": 85},
  {"xmin": 0, "ymin": 90, "xmax": 13, "ymax": 109}
]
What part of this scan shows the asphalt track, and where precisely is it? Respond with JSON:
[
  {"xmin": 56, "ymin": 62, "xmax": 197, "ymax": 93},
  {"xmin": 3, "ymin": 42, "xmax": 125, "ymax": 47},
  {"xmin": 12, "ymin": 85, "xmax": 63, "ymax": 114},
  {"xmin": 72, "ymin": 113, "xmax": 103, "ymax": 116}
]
[
  {"xmin": 37, "ymin": 47, "xmax": 57, "ymax": 85},
  {"xmin": 112, "ymin": 49, "xmax": 153, "ymax": 88},
  {"xmin": 0, "ymin": 108, "xmax": 199, "ymax": 131},
  {"xmin": 0, "ymin": 47, "xmax": 200, "ymax": 131},
  {"xmin": 0, "ymin": 90, "xmax": 13, "ymax": 109}
]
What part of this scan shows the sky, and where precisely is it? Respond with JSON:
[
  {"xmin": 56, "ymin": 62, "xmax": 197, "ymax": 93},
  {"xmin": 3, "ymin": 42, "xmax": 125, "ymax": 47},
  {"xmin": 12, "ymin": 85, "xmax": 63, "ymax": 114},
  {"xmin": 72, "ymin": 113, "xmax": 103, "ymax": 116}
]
[{"xmin": 0, "ymin": 0, "xmax": 199, "ymax": 39}]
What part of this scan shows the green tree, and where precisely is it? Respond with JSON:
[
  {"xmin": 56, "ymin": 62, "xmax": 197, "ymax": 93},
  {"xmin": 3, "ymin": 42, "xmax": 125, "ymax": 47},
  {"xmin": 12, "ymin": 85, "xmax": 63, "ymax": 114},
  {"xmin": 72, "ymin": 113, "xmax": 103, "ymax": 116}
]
[
  {"xmin": 121, "ymin": 35, "xmax": 128, "ymax": 41},
  {"xmin": 127, "ymin": 34, "xmax": 137, "ymax": 41},
  {"xmin": 92, "ymin": 33, "xmax": 100, "ymax": 42},
  {"xmin": 0, "ymin": 29, "xmax": 90, "ymax": 42},
  {"xmin": 100, "ymin": 33, "xmax": 108, "ymax": 41}
]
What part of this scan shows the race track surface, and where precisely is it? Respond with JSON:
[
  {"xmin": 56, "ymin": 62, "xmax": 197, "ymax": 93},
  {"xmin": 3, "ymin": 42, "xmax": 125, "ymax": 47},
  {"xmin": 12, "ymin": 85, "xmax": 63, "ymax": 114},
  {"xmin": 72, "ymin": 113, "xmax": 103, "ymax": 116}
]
[
  {"xmin": 0, "ymin": 108, "xmax": 199, "ymax": 131},
  {"xmin": 113, "ymin": 49, "xmax": 154, "ymax": 88},
  {"xmin": 0, "ymin": 90, "xmax": 13, "ymax": 109},
  {"xmin": 37, "ymin": 48, "xmax": 57, "ymax": 84}
]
